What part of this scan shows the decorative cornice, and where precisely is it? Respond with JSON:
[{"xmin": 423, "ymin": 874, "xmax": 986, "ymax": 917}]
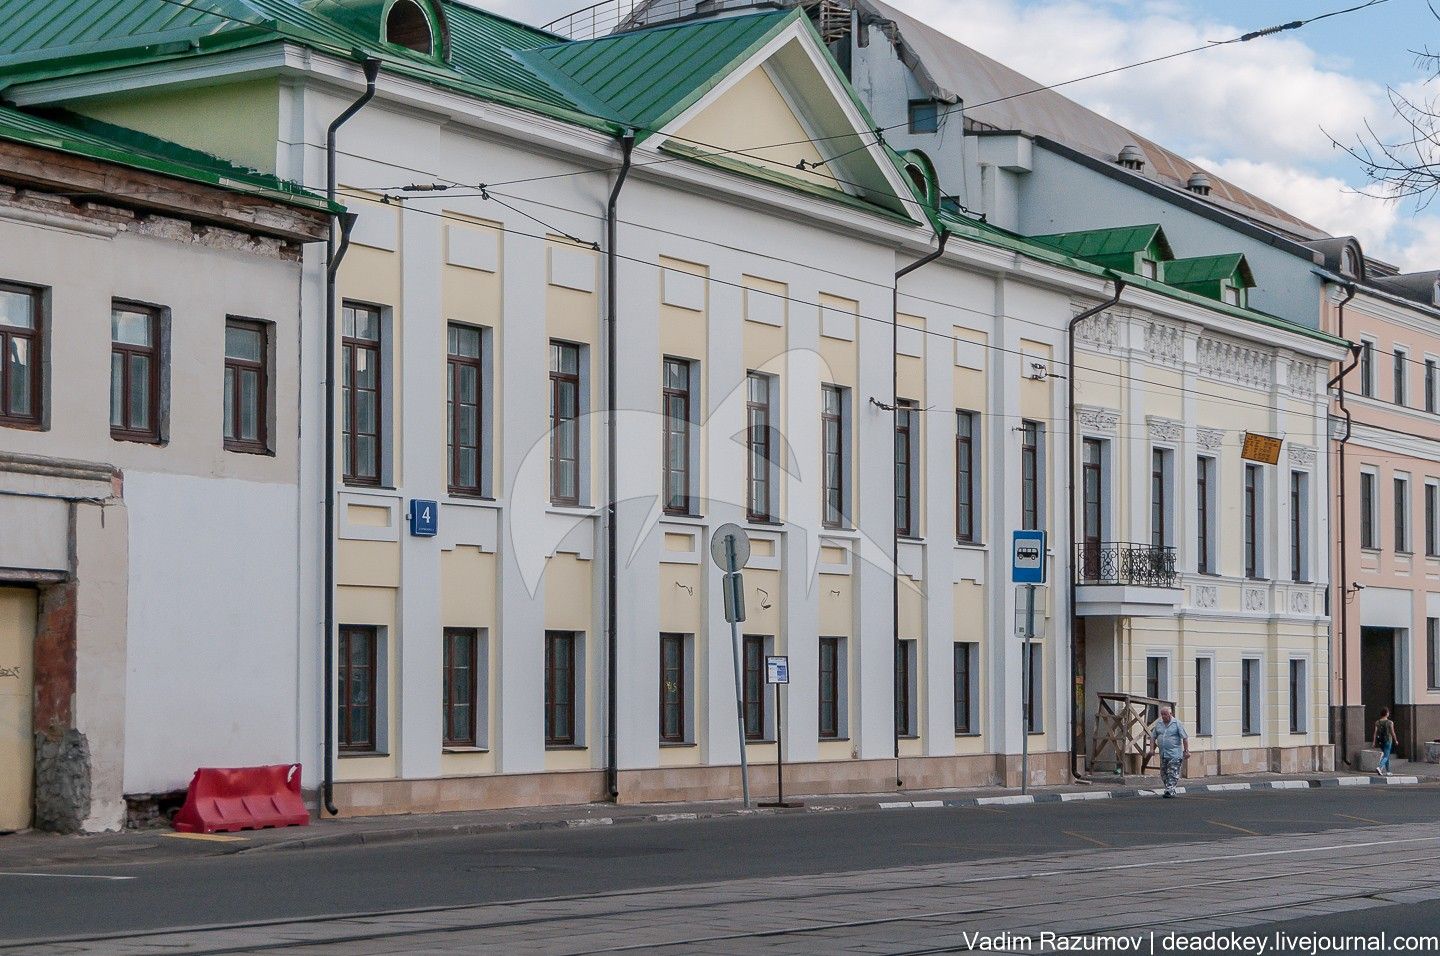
[
  {"xmin": 1197, "ymin": 427, "xmax": 1225, "ymax": 451},
  {"xmin": 1147, "ymin": 416, "xmax": 1183, "ymax": 444},
  {"xmin": 1288, "ymin": 443, "xmax": 1317, "ymax": 469}
]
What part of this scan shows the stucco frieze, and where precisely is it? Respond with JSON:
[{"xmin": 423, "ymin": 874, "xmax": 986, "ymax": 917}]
[
  {"xmin": 1288, "ymin": 444, "xmax": 1317, "ymax": 469},
  {"xmin": 1196, "ymin": 336, "xmax": 1275, "ymax": 390},
  {"xmin": 1076, "ymin": 404, "xmax": 1120, "ymax": 434},
  {"xmin": 1197, "ymin": 427, "xmax": 1225, "ymax": 451},
  {"xmin": 1147, "ymin": 416, "xmax": 1183, "ymax": 444}
]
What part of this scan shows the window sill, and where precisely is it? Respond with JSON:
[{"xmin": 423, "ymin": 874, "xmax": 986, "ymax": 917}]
[
  {"xmin": 955, "ymin": 732, "xmax": 981, "ymax": 738},
  {"xmin": 1397, "ymin": 551, "xmax": 1414, "ymax": 558},
  {"xmin": 547, "ymin": 505, "xmax": 595, "ymax": 517},
  {"xmin": 818, "ymin": 736, "xmax": 851, "ymax": 743},
  {"xmin": 659, "ymin": 741, "xmax": 697, "ymax": 748},
  {"xmin": 955, "ymin": 540, "xmax": 985, "ymax": 549},
  {"xmin": 1241, "ymin": 732, "xmax": 1262, "ymax": 738},
  {"xmin": 344, "ymin": 482, "xmax": 393, "ymax": 492},
  {"xmin": 446, "ymin": 492, "xmax": 496, "ymax": 505},
  {"xmin": 339, "ymin": 751, "xmax": 389, "ymax": 759},
  {"xmin": 897, "ymin": 734, "xmax": 919, "ymax": 741},
  {"xmin": 1290, "ymin": 578, "xmax": 1313, "ymax": 585},
  {"xmin": 1027, "ymin": 730, "xmax": 1045, "ymax": 736},
  {"xmin": 545, "ymin": 744, "xmax": 587, "ymax": 751},
  {"xmin": 659, "ymin": 513, "xmax": 707, "ymax": 527},
  {"xmin": 111, "ymin": 433, "xmax": 162, "ymax": 446},
  {"xmin": 897, "ymin": 535, "xmax": 924, "ymax": 544},
  {"xmin": 746, "ymin": 519, "xmax": 784, "ymax": 530},
  {"xmin": 0, "ymin": 419, "xmax": 44, "ymax": 431},
  {"xmin": 744, "ymin": 738, "xmax": 777, "ymax": 745},
  {"xmin": 442, "ymin": 746, "xmax": 489, "ymax": 754},
  {"xmin": 224, "ymin": 443, "xmax": 274, "ymax": 457}
]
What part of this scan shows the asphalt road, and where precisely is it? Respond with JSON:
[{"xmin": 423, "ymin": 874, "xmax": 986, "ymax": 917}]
[{"xmin": 2, "ymin": 784, "xmax": 1438, "ymax": 947}]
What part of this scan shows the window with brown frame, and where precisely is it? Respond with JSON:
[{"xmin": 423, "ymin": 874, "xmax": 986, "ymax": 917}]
[
  {"xmin": 819, "ymin": 636, "xmax": 841, "ymax": 739},
  {"xmin": 1244, "ymin": 464, "xmax": 1262, "ymax": 578},
  {"xmin": 822, "ymin": 385, "xmax": 846, "ymax": 528},
  {"xmin": 0, "ymin": 282, "xmax": 42, "ymax": 428},
  {"xmin": 956, "ymin": 410, "xmax": 977, "ymax": 542},
  {"xmin": 662, "ymin": 359, "xmax": 692, "ymax": 515},
  {"xmin": 448, "ymin": 324, "xmax": 485, "ymax": 495},
  {"xmin": 110, "ymin": 303, "xmax": 161, "ymax": 443},
  {"xmin": 544, "ymin": 630, "xmax": 576, "ymax": 746},
  {"xmin": 746, "ymin": 373, "xmax": 774, "ymax": 522},
  {"xmin": 442, "ymin": 627, "xmax": 477, "ymax": 748},
  {"xmin": 743, "ymin": 635, "xmax": 766, "ymax": 740},
  {"xmin": 954, "ymin": 642, "xmax": 976, "ymax": 734},
  {"xmin": 342, "ymin": 303, "xmax": 382, "ymax": 485},
  {"xmin": 550, "ymin": 342, "xmax": 581, "ymax": 506},
  {"xmin": 1197, "ymin": 455, "xmax": 1215, "ymax": 574},
  {"xmin": 1021, "ymin": 420, "xmax": 1042, "ymax": 531},
  {"xmin": 895, "ymin": 399, "xmax": 916, "ymax": 538},
  {"xmin": 338, "ymin": 625, "xmax": 377, "ymax": 753},
  {"xmin": 224, "ymin": 319, "xmax": 268, "ymax": 453},
  {"xmin": 894, "ymin": 639, "xmax": 914, "ymax": 736},
  {"xmin": 659, "ymin": 633, "xmax": 686, "ymax": 743}
]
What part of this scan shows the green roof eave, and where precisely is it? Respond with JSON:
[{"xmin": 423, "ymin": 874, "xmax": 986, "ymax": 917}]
[
  {"xmin": 0, "ymin": 106, "xmax": 335, "ymax": 212},
  {"xmin": 660, "ymin": 139, "xmax": 918, "ymax": 226}
]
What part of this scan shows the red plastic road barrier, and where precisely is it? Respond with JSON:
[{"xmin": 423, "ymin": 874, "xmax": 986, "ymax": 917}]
[{"xmin": 172, "ymin": 764, "xmax": 310, "ymax": 833}]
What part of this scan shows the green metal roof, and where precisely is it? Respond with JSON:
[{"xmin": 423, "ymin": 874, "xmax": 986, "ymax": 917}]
[
  {"xmin": 519, "ymin": 10, "xmax": 795, "ymax": 140},
  {"xmin": 0, "ymin": 105, "xmax": 333, "ymax": 210},
  {"xmin": 1165, "ymin": 253, "xmax": 1255, "ymax": 288},
  {"xmin": 1029, "ymin": 224, "xmax": 1172, "ymax": 261}
]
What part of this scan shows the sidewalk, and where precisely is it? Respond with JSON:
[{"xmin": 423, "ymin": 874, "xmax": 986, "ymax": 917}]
[{"xmin": 0, "ymin": 766, "xmax": 1428, "ymax": 869}]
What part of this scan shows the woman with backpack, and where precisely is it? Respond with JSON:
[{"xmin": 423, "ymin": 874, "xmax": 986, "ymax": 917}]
[{"xmin": 1373, "ymin": 707, "xmax": 1396, "ymax": 777}]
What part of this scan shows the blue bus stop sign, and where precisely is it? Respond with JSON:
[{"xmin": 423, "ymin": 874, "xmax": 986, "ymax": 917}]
[{"xmin": 1011, "ymin": 530, "xmax": 1046, "ymax": 584}]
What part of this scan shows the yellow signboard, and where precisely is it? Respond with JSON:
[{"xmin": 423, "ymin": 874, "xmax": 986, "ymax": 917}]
[{"xmin": 1241, "ymin": 432, "xmax": 1283, "ymax": 465}]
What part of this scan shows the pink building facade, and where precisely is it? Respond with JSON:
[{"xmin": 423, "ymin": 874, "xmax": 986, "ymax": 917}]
[{"xmin": 1321, "ymin": 237, "xmax": 1440, "ymax": 766}]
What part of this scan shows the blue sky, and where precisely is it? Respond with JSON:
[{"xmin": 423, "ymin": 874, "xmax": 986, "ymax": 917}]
[{"xmin": 487, "ymin": 0, "xmax": 1438, "ymax": 268}]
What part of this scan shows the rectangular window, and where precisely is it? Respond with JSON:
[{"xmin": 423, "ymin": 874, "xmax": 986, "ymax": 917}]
[
  {"xmin": 1151, "ymin": 448, "xmax": 1173, "ymax": 549},
  {"xmin": 1290, "ymin": 471, "xmax": 1309, "ymax": 582},
  {"xmin": 1242, "ymin": 658, "xmax": 1261, "ymax": 735},
  {"xmin": 956, "ymin": 410, "xmax": 977, "ymax": 542},
  {"xmin": 1395, "ymin": 348, "xmax": 1409, "ymax": 406},
  {"xmin": 822, "ymin": 385, "xmax": 848, "ymax": 529},
  {"xmin": 0, "ymin": 282, "xmax": 42, "ymax": 428},
  {"xmin": 1427, "ymin": 359, "xmax": 1437, "ymax": 413},
  {"xmin": 1396, "ymin": 476, "xmax": 1412, "ymax": 553},
  {"xmin": 954, "ymin": 642, "xmax": 977, "ymax": 734},
  {"xmin": 1289, "ymin": 659, "xmax": 1308, "ymax": 734},
  {"xmin": 1081, "ymin": 438, "xmax": 1104, "ymax": 578},
  {"xmin": 1145, "ymin": 655, "xmax": 1166, "ymax": 722},
  {"xmin": 895, "ymin": 400, "xmax": 917, "ymax": 537},
  {"xmin": 1360, "ymin": 340, "xmax": 1375, "ymax": 397},
  {"xmin": 894, "ymin": 639, "xmax": 915, "ymax": 737},
  {"xmin": 111, "ymin": 302, "xmax": 161, "ymax": 443},
  {"xmin": 908, "ymin": 99, "xmax": 939, "ymax": 134},
  {"xmin": 1024, "ymin": 643, "xmax": 1043, "ymax": 733},
  {"xmin": 338, "ymin": 625, "xmax": 377, "ymax": 752},
  {"xmin": 544, "ymin": 631, "xmax": 576, "ymax": 746},
  {"xmin": 342, "ymin": 303, "xmax": 382, "ymax": 484},
  {"xmin": 1195, "ymin": 657, "xmax": 1213, "ymax": 736},
  {"xmin": 447, "ymin": 324, "xmax": 485, "ymax": 496},
  {"xmin": 819, "ymin": 636, "xmax": 841, "ymax": 739},
  {"xmin": 746, "ymin": 373, "xmax": 774, "ymax": 522},
  {"xmin": 1429, "ymin": 619, "xmax": 1440, "ymax": 691},
  {"xmin": 662, "ymin": 358, "xmax": 693, "ymax": 515},
  {"xmin": 550, "ymin": 342, "xmax": 582, "ymax": 506},
  {"xmin": 223, "ymin": 319, "xmax": 268, "ymax": 453},
  {"xmin": 659, "ymin": 633, "xmax": 686, "ymax": 743},
  {"xmin": 1197, "ymin": 456, "xmax": 1215, "ymax": 574},
  {"xmin": 442, "ymin": 628, "xmax": 477, "ymax": 747},
  {"xmin": 1361, "ymin": 471, "xmax": 1379, "ymax": 549},
  {"xmin": 1428, "ymin": 483, "xmax": 1439, "ymax": 558},
  {"xmin": 1021, "ymin": 421, "xmax": 1043, "ymax": 531},
  {"xmin": 743, "ymin": 635, "xmax": 766, "ymax": 740},
  {"xmin": 1244, "ymin": 464, "xmax": 1263, "ymax": 578}
]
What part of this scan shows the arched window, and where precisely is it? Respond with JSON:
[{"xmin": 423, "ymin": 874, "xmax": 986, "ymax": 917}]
[
  {"xmin": 385, "ymin": 0, "xmax": 433, "ymax": 54},
  {"xmin": 1340, "ymin": 246, "xmax": 1357, "ymax": 278}
]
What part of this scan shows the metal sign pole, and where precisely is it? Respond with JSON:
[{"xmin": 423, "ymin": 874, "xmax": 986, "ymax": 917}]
[
  {"xmin": 1021, "ymin": 583, "xmax": 1035, "ymax": 796},
  {"xmin": 774, "ymin": 682, "xmax": 784, "ymax": 805},
  {"xmin": 725, "ymin": 536, "xmax": 751, "ymax": 809}
]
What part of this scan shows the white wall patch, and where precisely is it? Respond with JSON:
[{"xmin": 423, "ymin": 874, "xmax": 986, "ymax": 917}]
[
  {"xmin": 662, "ymin": 269, "xmax": 706, "ymax": 312},
  {"xmin": 820, "ymin": 303, "xmax": 857, "ymax": 341},
  {"xmin": 549, "ymin": 246, "xmax": 597, "ymax": 293},
  {"xmin": 350, "ymin": 204, "xmax": 397, "ymax": 251},
  {"xmin": 954, "ymin": 337, "xmax": 985, "ymax": 370},
  {"xmin": 446, "ymin": 224, "xmax": 499, "ymax": 272},
  {"xmin": 745, "ymin": 287, "xmax": 785, "ymax": 327}
]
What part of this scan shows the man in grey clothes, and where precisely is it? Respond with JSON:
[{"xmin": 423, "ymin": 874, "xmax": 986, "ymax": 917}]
[{"xmin": 1149, "ymin": 706, "xmax": 1189, "ymax": 798}]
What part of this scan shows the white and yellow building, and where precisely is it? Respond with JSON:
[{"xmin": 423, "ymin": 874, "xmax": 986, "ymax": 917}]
[{"xmin": 0, "ymin": 0, "xmax": 1349, "ymax": 819}]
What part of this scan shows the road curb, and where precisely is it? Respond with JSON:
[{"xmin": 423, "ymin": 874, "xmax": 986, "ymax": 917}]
[{"xmin": 236, "ymin": 774, "xmax": 1424, "ymax": 855}]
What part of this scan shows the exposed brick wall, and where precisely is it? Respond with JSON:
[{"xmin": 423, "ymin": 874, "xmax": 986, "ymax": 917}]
[{"xmin": 33, "ymin": 580, "xmax": 76, "ymax": 734}]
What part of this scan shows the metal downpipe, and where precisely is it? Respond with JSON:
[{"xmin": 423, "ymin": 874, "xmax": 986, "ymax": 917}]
[
  {"xmin": 605, "ymin": 131, "xmax": 635, "ymax": 801},
  {"xmin": 322, "ymin": 58, "xmax": 380, "ymax": 817},
  {"xmin": 1067, "ymin": 279, "xmax": 1124, "ymax": 782},
  {"xmin": 891, "ymin": 230, "xmax": 949, "ymax": 788},
  {"xmin": 1327, "ymin": 283, "xmax": 1359, "ymax": 767}
]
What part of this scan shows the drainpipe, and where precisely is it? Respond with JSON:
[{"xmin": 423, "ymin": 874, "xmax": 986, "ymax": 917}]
[
  {"xmin": 1067, "ymin": 278, "xmax": 1125, "ymax": 782},
  {"xmin": 322, "ymin": 58, "xmax": 381, "ymax": 817},
  {"xmin": 1327, "ymin": 283, "xmax": 1359, "ymax": 768},
  {"xmin": 604, "ymin": 131, "xmax": 635, "ymax": 801},
  {"xmin": 892, "ymin": 230, "xmax": 949, "ymax": 788}
]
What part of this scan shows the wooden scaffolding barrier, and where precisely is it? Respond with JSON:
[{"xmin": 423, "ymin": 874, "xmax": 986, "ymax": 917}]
[{"xmin": 1090, "ymin": 692, "xmax": 1177, "ymax": 777}]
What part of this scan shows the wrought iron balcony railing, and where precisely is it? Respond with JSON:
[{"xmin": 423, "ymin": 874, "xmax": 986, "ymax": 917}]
[{"xmin": 1075, "ymin": 542, "xmax": 1178, "ymax": 588}]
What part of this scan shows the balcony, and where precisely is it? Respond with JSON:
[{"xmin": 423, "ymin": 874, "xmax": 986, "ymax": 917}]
[{"xmin": 1074, "ymin": 542, "xmax": 1183, "ymax": 617}]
